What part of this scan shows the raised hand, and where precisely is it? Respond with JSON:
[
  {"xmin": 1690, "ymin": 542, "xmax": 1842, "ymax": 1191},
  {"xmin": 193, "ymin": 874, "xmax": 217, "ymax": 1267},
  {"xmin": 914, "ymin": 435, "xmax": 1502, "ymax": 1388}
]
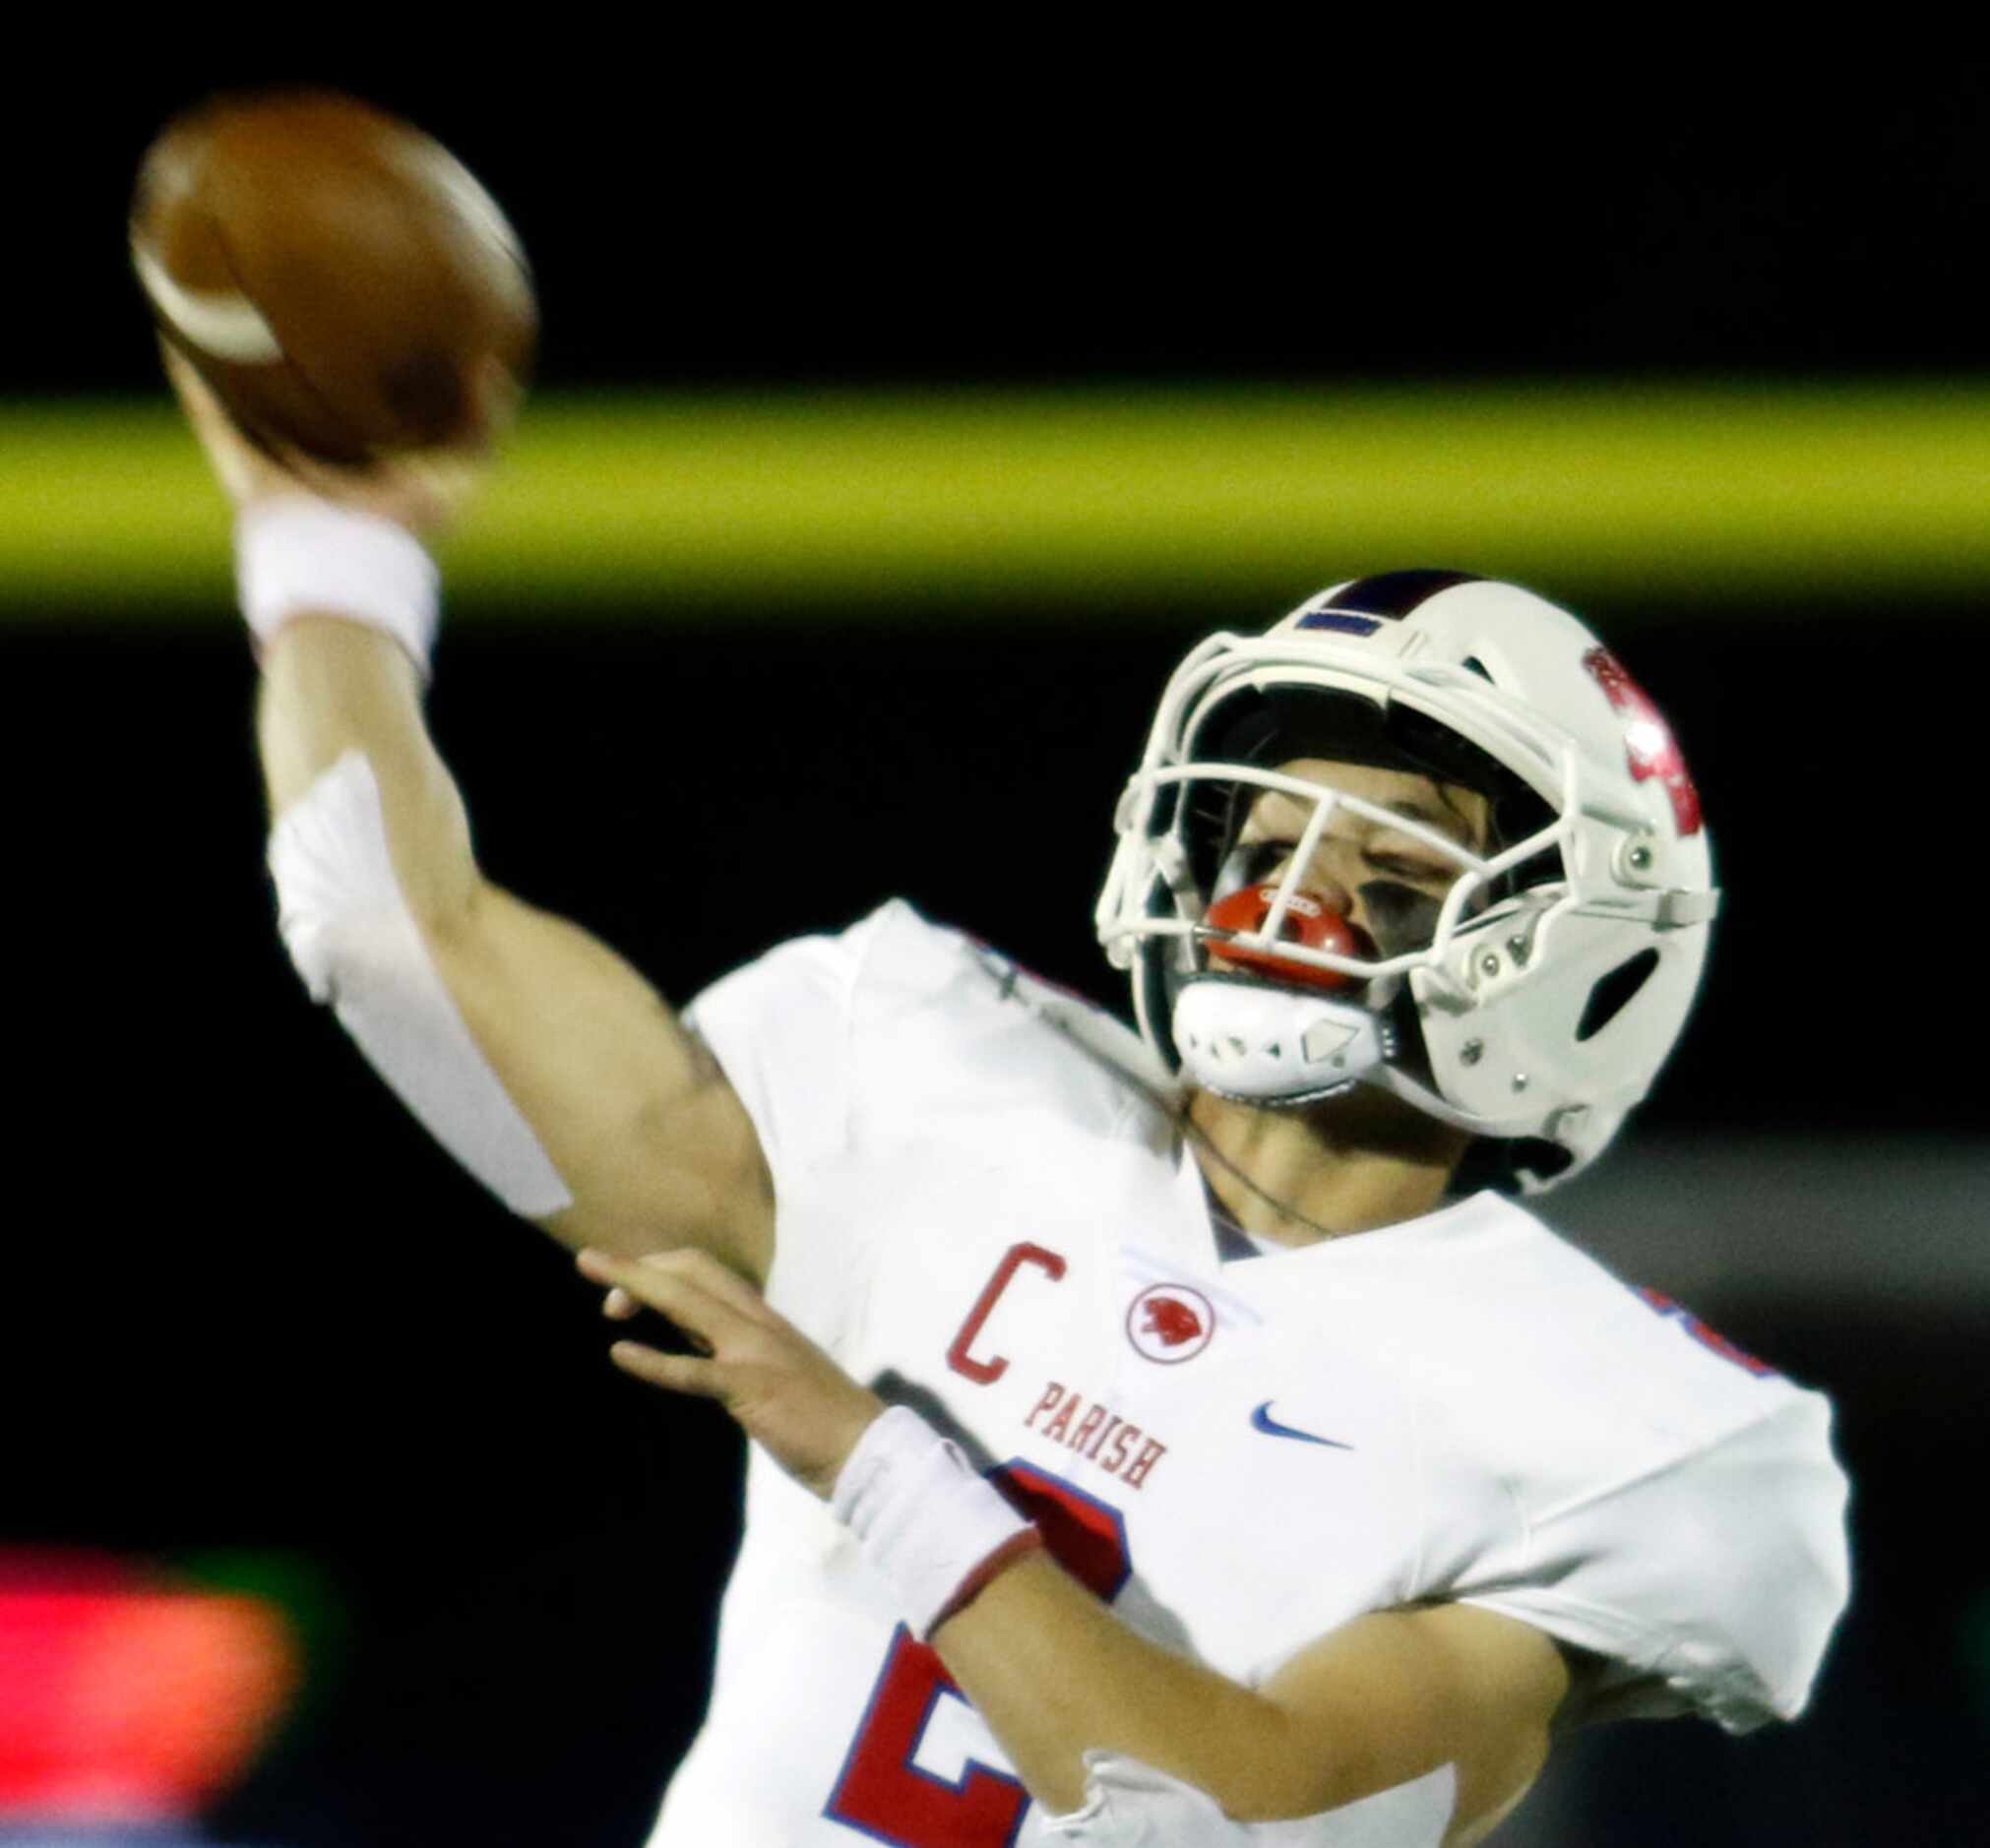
[
  {"xmin": 160, "ymin": 338, "xmax": 505, "ymax": 541},
  {"xmin": 578, "ymin": 1248, "xmax": 886, "ymax": 1501}
]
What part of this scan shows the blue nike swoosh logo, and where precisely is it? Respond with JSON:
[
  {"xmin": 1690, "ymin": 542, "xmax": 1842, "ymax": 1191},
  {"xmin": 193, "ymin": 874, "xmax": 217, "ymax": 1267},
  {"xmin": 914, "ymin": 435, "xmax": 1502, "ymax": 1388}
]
[{"xmin": 1251, "ymin": 1402, "xmax": 1354, "ymax": 1449}]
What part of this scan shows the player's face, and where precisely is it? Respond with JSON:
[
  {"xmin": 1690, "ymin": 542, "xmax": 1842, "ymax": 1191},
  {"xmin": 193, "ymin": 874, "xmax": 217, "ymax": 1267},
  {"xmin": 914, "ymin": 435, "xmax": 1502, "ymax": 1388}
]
[{"xmin": 1213, "ymin": 759, "xmax": 1491, "ymax": 963}]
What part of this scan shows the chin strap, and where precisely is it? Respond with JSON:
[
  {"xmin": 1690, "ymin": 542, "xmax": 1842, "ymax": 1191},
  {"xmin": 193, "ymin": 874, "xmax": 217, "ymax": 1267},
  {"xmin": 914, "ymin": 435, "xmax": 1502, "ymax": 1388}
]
[{"xmin": 1171, "ymin": 975, "xmax": 1397, "ymax": 1106}]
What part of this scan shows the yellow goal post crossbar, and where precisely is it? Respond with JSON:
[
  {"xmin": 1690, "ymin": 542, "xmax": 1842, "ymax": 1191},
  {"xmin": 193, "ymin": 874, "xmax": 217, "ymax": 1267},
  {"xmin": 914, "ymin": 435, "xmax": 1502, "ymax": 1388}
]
[{"xmin": 5, "ymin": 381, "xmax": 1989, "ymax": 622}]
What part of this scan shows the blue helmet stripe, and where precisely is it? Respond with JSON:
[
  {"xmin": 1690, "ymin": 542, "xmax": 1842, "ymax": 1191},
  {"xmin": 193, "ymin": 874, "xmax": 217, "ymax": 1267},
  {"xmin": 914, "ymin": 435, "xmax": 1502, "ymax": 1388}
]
[
  {"xmin": 1333, "ymin": 568, "xmax": 1482, "ymax": 618},
  {"xmin": 1296, "ymin": 611, "xmax": 1383, "ymax": 636}
]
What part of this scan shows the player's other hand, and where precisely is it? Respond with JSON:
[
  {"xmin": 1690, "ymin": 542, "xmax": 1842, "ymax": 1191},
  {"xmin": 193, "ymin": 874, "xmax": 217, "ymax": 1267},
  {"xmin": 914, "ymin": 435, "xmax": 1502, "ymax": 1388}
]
[
  {"xmin": 160, "ymin": 339, "xmax": 502, "ymax": 542},
  {"xmin": 578, "ymin": 1247, "xmax": 888, "ymax": 1502}
]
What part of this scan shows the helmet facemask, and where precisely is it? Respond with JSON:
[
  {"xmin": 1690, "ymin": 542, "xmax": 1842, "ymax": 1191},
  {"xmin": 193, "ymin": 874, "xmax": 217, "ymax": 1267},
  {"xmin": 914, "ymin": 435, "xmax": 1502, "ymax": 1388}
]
[{"xmin": 1139, "ymin": 686, "xmax": 1567, "ymax": 1112}]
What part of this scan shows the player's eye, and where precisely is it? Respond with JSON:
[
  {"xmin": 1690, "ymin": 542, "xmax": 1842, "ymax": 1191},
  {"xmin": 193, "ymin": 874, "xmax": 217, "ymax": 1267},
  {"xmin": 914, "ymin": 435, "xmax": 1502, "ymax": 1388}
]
[
  {"xmin": 1367, "ymin": 852, "xmax": 1451, "ymax": 888},
  {"xmin": 1213, "ymin": 839, "xmax": 1288, "ymax": 898}
]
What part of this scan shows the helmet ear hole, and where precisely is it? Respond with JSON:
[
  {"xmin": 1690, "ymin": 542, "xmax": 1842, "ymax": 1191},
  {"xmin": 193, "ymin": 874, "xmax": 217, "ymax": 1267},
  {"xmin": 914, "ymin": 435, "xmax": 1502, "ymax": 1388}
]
[{"xmin": 1575, "ymin": 949, "xmax": 1660, "ymax": 1043}]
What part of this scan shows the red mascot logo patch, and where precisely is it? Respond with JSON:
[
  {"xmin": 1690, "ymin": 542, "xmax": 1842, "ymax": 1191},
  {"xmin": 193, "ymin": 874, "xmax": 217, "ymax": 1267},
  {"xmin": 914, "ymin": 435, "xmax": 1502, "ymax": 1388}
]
[{"xmin": 1126, "ymin": 1285, "xmax": 1215, "ymax": 1364}]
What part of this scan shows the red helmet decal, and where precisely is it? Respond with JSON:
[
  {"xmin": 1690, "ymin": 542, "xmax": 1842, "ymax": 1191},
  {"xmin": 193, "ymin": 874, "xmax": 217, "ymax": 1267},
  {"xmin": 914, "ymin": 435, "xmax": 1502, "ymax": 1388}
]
[{"xmin": 1582, "ymin": 647, "xmax": 1703, "ymax": 836}]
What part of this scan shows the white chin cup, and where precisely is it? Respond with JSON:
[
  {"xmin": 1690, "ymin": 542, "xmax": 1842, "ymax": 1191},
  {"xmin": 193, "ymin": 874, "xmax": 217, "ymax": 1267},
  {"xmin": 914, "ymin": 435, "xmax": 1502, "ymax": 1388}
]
[{"xmin": 1171, "ymin": 976, "xmax": 1393, "ymax": 1105}]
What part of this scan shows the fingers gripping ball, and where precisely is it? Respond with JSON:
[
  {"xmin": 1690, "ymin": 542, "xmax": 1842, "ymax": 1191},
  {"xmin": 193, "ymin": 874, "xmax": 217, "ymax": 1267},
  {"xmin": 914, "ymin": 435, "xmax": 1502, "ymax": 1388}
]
[
  {"xmin": 1203, "ymin": 886, "xmax": 1362, "ymax": 992},
  {"xmin": 131, "ymin": 90, "xmax": 535, "ymax": 464}
]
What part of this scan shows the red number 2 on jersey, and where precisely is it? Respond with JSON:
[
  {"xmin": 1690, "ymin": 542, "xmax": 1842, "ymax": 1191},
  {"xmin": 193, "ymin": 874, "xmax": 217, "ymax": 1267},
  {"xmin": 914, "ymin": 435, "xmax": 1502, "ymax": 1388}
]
[{"xmin": 824, "ymin": 1459, "xmax": 1131, "ymax": 1846}]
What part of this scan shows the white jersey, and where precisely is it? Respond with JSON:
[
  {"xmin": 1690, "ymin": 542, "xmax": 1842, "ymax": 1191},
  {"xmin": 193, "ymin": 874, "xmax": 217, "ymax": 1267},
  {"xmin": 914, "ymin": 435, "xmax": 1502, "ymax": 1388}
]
[{"xmin": 648, "ymin": 901, "xmax": 1849, "ymax": 1848}]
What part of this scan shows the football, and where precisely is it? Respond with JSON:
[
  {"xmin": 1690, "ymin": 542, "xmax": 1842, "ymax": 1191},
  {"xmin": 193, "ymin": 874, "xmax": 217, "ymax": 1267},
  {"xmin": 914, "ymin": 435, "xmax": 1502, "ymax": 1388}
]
[{"xmin": 131, "ymin": 90, "xmax": 535, "ymax": 465}]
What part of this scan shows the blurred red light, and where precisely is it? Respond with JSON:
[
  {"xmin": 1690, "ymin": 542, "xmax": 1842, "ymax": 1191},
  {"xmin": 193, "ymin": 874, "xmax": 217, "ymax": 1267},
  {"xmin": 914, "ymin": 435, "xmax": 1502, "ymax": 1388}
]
[{"xmin": 0, "ymin": 1554, "xmax": 298, "ymax": 1824}]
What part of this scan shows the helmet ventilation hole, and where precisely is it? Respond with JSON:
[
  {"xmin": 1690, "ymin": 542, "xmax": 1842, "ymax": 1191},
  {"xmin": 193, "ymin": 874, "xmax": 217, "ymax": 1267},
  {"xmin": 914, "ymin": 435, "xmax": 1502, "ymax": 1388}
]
[{"xmin": 1575, "ymin": 949, "xmax": 1660, "ymax": 1043}]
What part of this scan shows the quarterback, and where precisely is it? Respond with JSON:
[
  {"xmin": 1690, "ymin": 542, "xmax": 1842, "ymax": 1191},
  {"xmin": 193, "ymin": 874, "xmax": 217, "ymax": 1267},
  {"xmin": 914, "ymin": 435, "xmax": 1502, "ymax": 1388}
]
[{"xmin": 166, "ymin": 352, "xmax": 1849, "ymax": 1847}]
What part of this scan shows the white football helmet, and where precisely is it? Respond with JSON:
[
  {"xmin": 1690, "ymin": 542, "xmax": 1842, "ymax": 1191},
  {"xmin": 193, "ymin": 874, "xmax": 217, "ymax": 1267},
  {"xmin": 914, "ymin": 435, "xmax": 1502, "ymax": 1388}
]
[{"xmin": 1094, "ymin": 571, "xmax": 1717, "ymax": 1192}]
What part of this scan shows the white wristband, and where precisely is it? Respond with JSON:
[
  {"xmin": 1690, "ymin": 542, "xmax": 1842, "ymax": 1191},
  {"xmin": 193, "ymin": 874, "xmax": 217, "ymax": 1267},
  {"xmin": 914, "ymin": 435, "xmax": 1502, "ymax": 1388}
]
[
  {"xmin": 235, "ymin": 499, "xmax": 440, "ymax": 674},
  {"xmin": 832, "ymin": 1405, "xmax": 1042, "ymax": 1641}
]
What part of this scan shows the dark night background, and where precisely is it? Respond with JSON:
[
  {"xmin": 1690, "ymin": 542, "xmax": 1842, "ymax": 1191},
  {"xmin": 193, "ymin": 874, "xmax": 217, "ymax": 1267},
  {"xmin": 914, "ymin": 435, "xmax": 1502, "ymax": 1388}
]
[{"xmin": 3, "ymin": 52, "xmax": 1986, "ymax": 1846}]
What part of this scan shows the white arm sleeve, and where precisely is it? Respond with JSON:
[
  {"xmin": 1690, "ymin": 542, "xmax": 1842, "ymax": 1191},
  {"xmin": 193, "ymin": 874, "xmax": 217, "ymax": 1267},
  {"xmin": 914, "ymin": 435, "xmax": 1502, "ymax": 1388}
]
[
  {"xmin": 266, "ymin": 750, "xmax": 574, "ymax": 1218},
  {"xmin": 1040, "ymin": 1753, "xmax": 1456, "ymax": 1847}
]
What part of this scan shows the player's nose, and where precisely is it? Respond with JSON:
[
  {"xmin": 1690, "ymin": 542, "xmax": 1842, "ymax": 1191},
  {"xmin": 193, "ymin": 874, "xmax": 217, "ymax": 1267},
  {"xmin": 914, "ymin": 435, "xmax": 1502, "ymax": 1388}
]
[
  {"xmin": 1295, "ymin": 872, "xmax": 1359, "ymax": 918},
  {"xmin": 1264, "ymin": 842, "xmax": 1360, "ymax": 919},
  {"xmin": 1268, "ymin": 851, "xmax": 1394, "ymax": 957}
]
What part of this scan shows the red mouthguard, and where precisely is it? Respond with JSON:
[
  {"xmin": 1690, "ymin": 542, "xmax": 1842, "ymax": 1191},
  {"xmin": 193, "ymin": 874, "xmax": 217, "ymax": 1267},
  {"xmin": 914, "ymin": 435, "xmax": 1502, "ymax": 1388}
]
[{"xmin": 1203, "ymin": 887, "xmax": 1363, "ymax": 992}]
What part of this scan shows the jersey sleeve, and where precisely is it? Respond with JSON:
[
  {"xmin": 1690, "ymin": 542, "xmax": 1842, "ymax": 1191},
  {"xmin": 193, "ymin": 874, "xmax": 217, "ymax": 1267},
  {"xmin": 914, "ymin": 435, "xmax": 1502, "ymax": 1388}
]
[
  {"xmin": 1446, "ymin": 1387, "xmax": 1851, "ymax": 1733},
  {"xmin": 679, "ymin": 900, "xmax": 971, "ymax": 1345},
  {"xmin": 679, "ymin": 907, "xmax": 898, "ymax": 1201}
]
